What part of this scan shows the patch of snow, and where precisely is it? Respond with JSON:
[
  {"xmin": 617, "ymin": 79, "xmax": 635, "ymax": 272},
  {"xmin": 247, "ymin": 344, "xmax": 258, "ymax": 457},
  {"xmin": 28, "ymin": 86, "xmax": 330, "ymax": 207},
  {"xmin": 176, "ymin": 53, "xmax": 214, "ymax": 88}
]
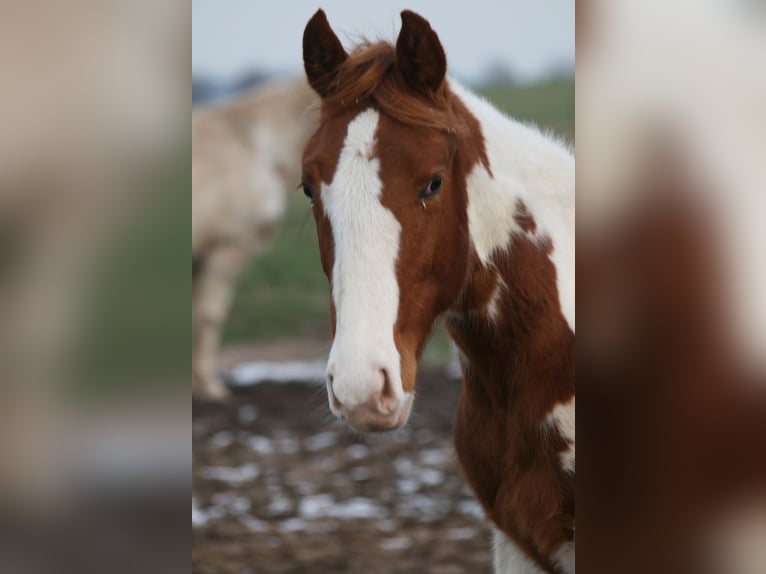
[
  {"xmin": 419, "ymin": 448, "xmax": 452, "ymax": 466},
  {"xmin": 299, "ymin": 495, "xmax": 387, "ymax": 520},
  {"xmin": 200, "ymin": 463, "xmax": 260, "ymax": 483},
  {"xmin": 397, "ymin": 494, "xmax": 451, "ymax": 521},
  {"xmin": 267, "ymin": 496, "xmax": 293, "ymax": 516},
  {"xmin": 421, "ymin": 468, "xmax": 445, "ymax": 487},
  {"xmin": 192, "ymin": 498, "xmax": 210, "ymax": 526},
  {"xmin": 192, "ymin": 498, "xmax": 226, "ymax": 526},
  {"xmin": 298, "ymin": 494, "xmax": 334, "ymax": 519},
  {"xmin": 457, "ymin": 499, "xmax": 485, "ymax": 519},
  {"xmin": 211, "ymin": 492, "xmax": 251, "ymax": 514},
  {"xmin": 208, "ymin": 431, "xmax": 234, "ymax": 448},
  {"xmin": 396, "ymin": 478, "xmax": 420, "ymax": 494},
  {"xmin": 380, "ymin": 537, "xmax": 412, "ymax": 551},
  {"xmin": 278, "ymin": 518, "xmax": 308, "ymax": 533},
  {"xmin": 334, "ymin": 497, "xmax": 388, "ymax": 519},
  {"xmin": 227, "ymin": 360, "xmax": 327, "ymax": 386},
  {"xmin": 238, "ymin": 404, "xmax": 258, "ymax": 423},
  {"xmin": 246, "ymin": 435, "xmax": 274, "ymax": 455},
  {"xmin": 394, "ymin": 456, "xmax": 417, "ymax": 475},
  {"xmin": 304, "ymin": 431, "xmax": 338, "ymax": 451},
  {"xmin": 346, "ymin": 444, "xmax": 370, "ymax": 459},
  {"xmin": 448, "ymin": 527, "xmax": 478, "ymax": 540}
]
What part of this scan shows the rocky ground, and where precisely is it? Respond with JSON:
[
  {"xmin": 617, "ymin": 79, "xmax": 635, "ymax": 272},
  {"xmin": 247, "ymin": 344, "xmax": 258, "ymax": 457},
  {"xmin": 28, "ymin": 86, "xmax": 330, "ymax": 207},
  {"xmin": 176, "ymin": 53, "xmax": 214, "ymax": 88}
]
[{"xmin": 192, "ymin": 367, "xmax": 493, "ymax": 574}]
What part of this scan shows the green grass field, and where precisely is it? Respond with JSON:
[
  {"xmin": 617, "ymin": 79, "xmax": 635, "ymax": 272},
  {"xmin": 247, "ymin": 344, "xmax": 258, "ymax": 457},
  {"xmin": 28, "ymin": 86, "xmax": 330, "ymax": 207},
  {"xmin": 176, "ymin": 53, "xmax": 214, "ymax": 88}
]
[{"xmin": 223, "ymin": 78, "xmax": 574, "ymax": 346}]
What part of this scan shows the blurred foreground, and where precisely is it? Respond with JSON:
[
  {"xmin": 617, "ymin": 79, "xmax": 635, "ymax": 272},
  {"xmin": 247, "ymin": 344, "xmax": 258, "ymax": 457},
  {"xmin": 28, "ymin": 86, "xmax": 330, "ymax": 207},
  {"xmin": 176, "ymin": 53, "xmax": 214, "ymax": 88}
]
[
  {"xmin": 578, "ymin": 1, "xmax": 766, "ymax": 572},
  {"xmin": 0, "ymin": 1, "xmax": 189, "ymax": 573}
]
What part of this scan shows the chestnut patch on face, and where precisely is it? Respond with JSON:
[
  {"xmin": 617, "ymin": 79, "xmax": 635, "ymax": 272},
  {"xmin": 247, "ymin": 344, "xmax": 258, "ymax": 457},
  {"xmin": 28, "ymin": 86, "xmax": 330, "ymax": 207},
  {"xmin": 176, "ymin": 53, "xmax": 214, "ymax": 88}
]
[{"xmin": 373, "ymin": 102, "xmax": 487, "ymax": 393}]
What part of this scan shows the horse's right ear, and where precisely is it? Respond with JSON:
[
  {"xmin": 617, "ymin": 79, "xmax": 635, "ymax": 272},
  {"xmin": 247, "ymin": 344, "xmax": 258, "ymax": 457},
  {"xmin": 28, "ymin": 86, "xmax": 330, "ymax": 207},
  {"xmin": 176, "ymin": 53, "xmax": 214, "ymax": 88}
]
[{"xmin": 303, "ymin": 9, "xmax": 347, "ymax": 98}]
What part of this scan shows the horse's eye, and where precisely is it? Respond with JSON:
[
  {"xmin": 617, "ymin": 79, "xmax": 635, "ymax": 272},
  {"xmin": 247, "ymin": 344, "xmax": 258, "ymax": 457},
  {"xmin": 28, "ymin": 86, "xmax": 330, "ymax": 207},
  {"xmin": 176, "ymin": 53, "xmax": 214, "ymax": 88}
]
[
  {"xmin": 419, "ymin": 175, "xmax": 442, "ymax": 199},
  {"xmin": 302, "ymin": 181, "xmax": 315, "ymax": 204}
]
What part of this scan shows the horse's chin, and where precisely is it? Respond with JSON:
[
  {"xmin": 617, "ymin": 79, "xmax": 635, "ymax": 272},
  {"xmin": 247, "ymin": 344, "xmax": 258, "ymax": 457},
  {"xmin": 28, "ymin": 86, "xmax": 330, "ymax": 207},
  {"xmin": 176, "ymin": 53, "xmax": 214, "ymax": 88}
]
[{"xmin": 345, "ymin": 393, "xmax": 415, "ymax": 433}]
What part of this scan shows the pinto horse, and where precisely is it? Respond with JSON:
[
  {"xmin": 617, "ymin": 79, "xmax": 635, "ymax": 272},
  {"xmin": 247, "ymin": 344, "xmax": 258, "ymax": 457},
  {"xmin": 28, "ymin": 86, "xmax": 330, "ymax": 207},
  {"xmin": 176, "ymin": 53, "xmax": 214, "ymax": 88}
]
[{"xmin": 301, "ymin": 10, "xmax": 574, "ymax": 573}]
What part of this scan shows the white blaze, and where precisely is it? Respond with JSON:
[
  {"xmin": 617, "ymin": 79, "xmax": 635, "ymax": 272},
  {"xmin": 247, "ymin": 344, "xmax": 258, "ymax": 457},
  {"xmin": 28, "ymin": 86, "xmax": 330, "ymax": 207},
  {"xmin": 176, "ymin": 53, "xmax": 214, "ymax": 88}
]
[{"xmin": 321, "ymin": 108, "xmax": 405, "ymax": 408}]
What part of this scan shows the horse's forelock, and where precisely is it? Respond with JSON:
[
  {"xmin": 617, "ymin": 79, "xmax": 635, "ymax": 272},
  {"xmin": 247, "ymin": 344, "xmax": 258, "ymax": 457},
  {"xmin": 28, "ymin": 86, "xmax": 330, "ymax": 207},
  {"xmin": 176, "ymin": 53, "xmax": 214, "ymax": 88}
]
[{"xmin": 320, "ymin": 41, "xmax": 467, "ymax": 135}]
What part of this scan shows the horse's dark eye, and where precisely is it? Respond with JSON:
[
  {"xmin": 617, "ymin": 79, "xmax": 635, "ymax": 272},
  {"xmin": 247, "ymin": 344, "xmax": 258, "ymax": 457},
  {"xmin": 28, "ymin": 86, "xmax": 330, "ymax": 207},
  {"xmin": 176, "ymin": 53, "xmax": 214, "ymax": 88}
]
[
  {"xmin": 302, "ymin": 181, "xmax": 315, "ymax": 204},
  {"xmin": 419, "ymin": 176, "xmax": 442, "ymax": 199}
]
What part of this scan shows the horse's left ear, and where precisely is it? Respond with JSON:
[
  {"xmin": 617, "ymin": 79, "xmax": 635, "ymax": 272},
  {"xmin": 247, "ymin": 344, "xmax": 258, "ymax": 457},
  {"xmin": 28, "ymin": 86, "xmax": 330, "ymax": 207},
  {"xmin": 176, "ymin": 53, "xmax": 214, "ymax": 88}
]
[{"xmin": 396, "ymin": 10, "xmax": 447, "ymax": 95}]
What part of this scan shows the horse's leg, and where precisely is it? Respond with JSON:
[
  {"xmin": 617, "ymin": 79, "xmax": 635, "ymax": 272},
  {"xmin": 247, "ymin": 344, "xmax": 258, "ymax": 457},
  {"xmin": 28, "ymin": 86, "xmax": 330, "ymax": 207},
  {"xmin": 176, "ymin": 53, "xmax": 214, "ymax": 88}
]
[
  {"xmin": 192, "ymin": 243, "xmax": 250, "ymax": 401},
  {"xmin": 493, "ymin": 528, "xmax": 546, "ymax": 574}
]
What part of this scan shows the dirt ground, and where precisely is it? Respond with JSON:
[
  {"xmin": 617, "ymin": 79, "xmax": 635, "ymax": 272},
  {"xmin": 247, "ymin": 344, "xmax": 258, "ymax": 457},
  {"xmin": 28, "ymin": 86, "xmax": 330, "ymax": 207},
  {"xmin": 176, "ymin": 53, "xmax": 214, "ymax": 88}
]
[{"xmin": 192, "ymin": 365, "xmax": 493, "ymax": 574}]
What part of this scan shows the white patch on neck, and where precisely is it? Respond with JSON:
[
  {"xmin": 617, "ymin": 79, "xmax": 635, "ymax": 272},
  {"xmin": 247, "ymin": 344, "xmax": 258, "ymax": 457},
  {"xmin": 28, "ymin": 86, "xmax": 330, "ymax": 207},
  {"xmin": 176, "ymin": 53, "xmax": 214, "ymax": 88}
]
[
  {"xmin": 493, "ymin": 528, "xmax": 546, "ymax": 573},
  {"xmin": 449, "ymin": 80, "xmax": 575, "ymax": 333},
  {"xmin": 545, "ymin": 396, "xmax": 576, "ymax": 474},
  {"xmin": 485, "ymin": 276, "xmax": 506, "ymax": 324},
  {"xmin": 321, "ymin": 108, "xmax": 405, "ymax": 408},
  {"xmin": 552, "ymin": 540, "xmax": 575, "ymax": 574}
]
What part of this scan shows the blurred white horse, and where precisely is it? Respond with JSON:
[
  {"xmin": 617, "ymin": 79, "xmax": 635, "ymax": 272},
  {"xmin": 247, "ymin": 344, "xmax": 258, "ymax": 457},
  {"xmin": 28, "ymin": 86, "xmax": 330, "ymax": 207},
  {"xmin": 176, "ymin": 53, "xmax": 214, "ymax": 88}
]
[{"xmin": 192, "ymin": 78, "xmax": 318, "ymax": 400}]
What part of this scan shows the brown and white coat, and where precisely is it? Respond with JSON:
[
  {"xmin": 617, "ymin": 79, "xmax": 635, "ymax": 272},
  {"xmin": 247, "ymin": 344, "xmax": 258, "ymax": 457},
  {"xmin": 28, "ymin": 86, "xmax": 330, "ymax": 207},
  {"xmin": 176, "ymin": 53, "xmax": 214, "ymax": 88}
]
[{"xmin": 302, "ymin": 10, "xmax": 574, "ymax": 573}]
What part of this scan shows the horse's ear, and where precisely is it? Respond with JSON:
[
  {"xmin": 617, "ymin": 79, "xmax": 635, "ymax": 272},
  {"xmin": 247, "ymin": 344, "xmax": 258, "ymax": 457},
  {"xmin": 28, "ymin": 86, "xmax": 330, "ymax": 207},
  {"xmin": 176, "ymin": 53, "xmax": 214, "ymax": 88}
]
[
  {"xmin": 303, "ymin": 9, "xmax": 348, "ymax": 98},
  {"xmin": 396, "ymin": 10, "xmax": 446, "ymax": 95}
]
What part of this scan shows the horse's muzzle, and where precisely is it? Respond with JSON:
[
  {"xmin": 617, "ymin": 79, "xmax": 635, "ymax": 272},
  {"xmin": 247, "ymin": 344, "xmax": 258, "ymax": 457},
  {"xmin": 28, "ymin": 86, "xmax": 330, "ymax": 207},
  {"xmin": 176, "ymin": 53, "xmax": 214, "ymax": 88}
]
[{"xmin": 326, "ymin": 366, "xmax": 413, "ymax": 432}]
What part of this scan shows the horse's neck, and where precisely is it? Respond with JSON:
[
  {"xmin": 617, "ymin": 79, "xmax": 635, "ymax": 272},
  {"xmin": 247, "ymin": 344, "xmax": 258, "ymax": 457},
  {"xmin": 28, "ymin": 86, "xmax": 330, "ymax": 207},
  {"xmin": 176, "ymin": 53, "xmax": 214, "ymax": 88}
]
[{"xmin": 447, "ymin": 81, "xmax": 575, "ymax": 412}]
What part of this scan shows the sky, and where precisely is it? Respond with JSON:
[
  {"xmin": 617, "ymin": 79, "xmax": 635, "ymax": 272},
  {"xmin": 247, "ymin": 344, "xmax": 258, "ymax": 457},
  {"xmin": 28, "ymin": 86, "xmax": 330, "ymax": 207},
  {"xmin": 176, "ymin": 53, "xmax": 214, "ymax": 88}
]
[{"xmin": 192, "ymin": 0, "xmax": 574, "ymax": 84}]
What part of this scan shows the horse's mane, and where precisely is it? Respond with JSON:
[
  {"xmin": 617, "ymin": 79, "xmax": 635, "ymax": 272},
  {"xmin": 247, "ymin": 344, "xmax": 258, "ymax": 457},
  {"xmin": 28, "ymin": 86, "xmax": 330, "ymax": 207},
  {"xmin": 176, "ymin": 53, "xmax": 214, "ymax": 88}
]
[{"xmin": 322, "ymin": 41, "xmax": 467, "ymax": 134}]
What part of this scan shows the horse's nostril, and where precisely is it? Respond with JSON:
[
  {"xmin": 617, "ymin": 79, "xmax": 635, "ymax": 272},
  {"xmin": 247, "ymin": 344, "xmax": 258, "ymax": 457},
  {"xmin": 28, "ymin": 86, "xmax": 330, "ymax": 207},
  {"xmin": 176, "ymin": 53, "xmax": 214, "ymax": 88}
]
[
  {"xmin": 327, "ymin": 374, "xmax": 342, "ymax": 410},
  {"xmin": 379, "ymin": 368, "xmax": 395, "ymax": 400}
]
